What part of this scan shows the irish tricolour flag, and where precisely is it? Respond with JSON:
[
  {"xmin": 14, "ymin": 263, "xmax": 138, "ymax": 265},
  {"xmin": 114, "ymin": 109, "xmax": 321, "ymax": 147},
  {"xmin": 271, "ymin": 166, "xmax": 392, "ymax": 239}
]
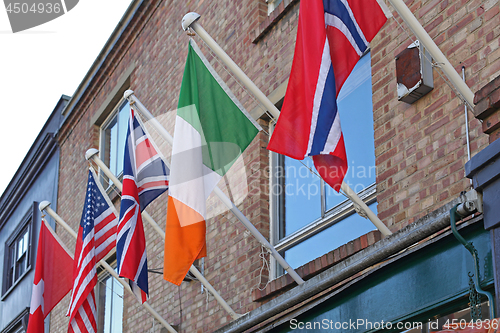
[{"xmin": 163, "ymin": 40, "xmax": 261, "ymax": 285}]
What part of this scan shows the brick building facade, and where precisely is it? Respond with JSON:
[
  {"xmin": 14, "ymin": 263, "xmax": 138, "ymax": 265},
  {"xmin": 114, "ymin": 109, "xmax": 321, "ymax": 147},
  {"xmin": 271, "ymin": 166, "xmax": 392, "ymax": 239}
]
[{"xmin": 41, "ymin": 0, "xmax": 500, "ymax": 332}]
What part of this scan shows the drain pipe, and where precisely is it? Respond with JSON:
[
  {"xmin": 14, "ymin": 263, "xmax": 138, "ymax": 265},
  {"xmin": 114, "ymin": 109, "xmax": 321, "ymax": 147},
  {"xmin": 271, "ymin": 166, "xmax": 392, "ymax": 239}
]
[
  {"xmin": 450, "ymin": 202, "xmax": 495, "ymax": 319},
  {"xmin": 462, "ymin": 67, "xmax": 472, "ymax": 162}
]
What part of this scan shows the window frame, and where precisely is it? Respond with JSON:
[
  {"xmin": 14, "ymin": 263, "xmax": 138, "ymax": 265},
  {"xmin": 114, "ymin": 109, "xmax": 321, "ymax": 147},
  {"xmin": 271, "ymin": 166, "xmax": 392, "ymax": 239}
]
[
  {"xmin": 269, "ymin": 51, "xmax": 377, "ymax": 278},
  {"xmin": 275, "ymin": 170, "xmax": 377, "ymax": 253},
  {"xmin": 270, "ymin": 152, "xmax": 377, "ymax": 277},
  {"xmin": 96, "ymin": 260, "xmax": 124, "ymax": 333},
  {"xmin": 1, "ymin": 307, "xmax": 30, "ymax": 333},
  {"xmin": 266, "ymin": 0, "xmax": 284, "ymax": 15},
  {"xmin": 98, "ymin": 97, "xmax": 131, "ymax": 189},
  {"xmin": 2, "ymin": 203, "xmax": 36, "ymax": 299}
]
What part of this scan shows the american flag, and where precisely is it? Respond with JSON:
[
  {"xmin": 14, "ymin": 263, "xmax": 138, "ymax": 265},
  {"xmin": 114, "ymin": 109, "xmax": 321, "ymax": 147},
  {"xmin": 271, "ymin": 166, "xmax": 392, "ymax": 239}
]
[
  {"xmin": 116, "ymin": 107, "xmax": 169, "ymax": 303},
  {"xmin": 67, "ymin": 168, "xmax": 119, "ymax": 333}
]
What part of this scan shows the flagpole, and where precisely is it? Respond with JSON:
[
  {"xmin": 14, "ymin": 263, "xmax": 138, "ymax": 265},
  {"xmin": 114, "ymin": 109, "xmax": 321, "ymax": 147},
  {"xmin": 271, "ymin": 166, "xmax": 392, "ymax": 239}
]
[
  {"xmin": 124, "ymin": 91, "xmax": 306, "ymax": 285},
  {"xmin": 180, "ymin": 14, "xmax": 393, "ymax": 237},
  {"xmin": 385, "ymin": 0, "xmax": 474, "ymax": 109},
  {"xmin": 85, "ymin": 149, "xmax": 242, "ymax": 319},
  {"xmin": 38, "ymin": 201, "xmax": 178, "ymax": 333},
  {"xmin": 183, "ymin": 13, "xmax": 280, "ymax": 120}
]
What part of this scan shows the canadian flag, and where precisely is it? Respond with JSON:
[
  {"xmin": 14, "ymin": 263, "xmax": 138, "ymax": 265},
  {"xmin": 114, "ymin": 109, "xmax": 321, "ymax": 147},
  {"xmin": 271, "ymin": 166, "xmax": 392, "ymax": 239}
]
[{"xmin": 26, "ymin": 220, "xmax": 73, "ymax": 333}]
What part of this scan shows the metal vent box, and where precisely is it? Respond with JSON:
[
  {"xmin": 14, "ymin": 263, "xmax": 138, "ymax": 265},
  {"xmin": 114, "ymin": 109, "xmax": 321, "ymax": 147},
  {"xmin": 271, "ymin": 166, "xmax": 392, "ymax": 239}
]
[{"xmin": 395, "ymin": 40, "xmax": 434, "ymax": 104}]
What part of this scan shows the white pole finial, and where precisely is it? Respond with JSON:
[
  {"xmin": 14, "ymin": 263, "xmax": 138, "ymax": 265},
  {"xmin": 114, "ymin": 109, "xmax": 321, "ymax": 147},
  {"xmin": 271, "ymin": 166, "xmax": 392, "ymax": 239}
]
[
  {"xmin": 85, "ymin": 148, "xmax": 99, "ymax": 161},
  {"xmin": 182, "ymin": 12, "xmax": 201, "ymax": 31},
  {"xmin": 124, "ymin": 89, "xmax": 135, "ymax": 99},
  {"xmin": 39, "ymin": 201, "xmax": 51, "ymax": 212}
]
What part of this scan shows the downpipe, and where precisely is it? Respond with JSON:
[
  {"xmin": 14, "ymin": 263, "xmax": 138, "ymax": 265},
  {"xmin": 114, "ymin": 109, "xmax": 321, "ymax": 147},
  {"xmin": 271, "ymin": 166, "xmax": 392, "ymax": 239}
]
[{"xmin": 450, "ymin": 202, "xmax": 495, "ymax": 319}]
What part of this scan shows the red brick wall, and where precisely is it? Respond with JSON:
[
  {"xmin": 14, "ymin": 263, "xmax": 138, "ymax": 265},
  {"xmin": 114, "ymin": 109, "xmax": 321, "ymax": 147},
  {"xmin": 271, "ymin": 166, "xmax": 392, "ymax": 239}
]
[
  {"xmin": 52, "ymin": 0, "xmax": 500, "ymax": 331},
  {"xmin": 53, "ymin": 0, "xmax": 299, "ymax": 332},
  {"xmin": 473, "ymin": 74, "xmax": 500, "ymax": 142},
  {"xmin": 373, "ymin": 0, "xmax": 498, "ymax": 232}
]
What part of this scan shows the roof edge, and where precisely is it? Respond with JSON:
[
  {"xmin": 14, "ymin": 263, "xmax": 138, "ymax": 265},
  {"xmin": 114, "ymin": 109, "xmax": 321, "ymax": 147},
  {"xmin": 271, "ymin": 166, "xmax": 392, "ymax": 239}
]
[{"xmin": 60, "ymin": 0, "xmax": 144, "ymax": 123}]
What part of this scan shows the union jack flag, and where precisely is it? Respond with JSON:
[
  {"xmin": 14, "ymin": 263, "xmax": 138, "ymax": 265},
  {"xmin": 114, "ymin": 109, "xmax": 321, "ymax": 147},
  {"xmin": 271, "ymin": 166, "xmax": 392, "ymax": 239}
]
[
  {"xmin": 67, "ymin": 168, "xmax": 119, "ymax": 333},
  {"xmin": 116, "ymin": 107, "xmax": 170, "ymax": 303}
]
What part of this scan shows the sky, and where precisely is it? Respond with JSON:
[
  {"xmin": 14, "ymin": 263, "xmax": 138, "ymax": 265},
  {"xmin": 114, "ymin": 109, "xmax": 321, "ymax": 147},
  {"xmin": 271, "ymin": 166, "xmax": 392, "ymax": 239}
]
[{"xmin": 0, "ymin": 0, "xmax": 134, "ymax": 195}]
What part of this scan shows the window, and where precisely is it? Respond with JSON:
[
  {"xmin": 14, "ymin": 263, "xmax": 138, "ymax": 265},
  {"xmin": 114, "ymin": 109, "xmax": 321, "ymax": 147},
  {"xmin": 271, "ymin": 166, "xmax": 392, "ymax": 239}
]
[
  {"xmin": 96, "ymin": 270, "xmax": 124, "ymax": 333},
  {"xmin": 2, "ymin": 205, "xmax": 35, "ymax": 297},
  {"xmin": 272, "ymin": 52, "xmax": 377, "ymax": 274},
  {"xmin": 2, "ymin": 308, "xmax": 29, "ymax": 333},
  {"xmin": 100, "ymin": 99, "xmax": 131, "ymax": 187},
  {"xmin": 6, "ymin": 324, "xmax": 25, "ymax": 333},
  {"xmin": 266, "ymin": 0, "xmax": 283, "ymax": 15}
]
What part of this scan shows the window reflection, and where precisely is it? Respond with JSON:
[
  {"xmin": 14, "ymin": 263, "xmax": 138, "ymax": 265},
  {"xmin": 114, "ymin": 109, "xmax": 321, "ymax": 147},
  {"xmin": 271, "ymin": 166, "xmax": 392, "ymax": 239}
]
[
  {"xmin": 101, "ymin": 100, "xmax": 131, "ymax": 187},
  {"xmin": 284, "ymin": 157, "xmax": 322, "ymax": 236},
  {"xmin": 327, "ymin": 53, "xmax": 376, "ymax": 210},
  {"xmin": 284, "ymin": 202, "xmax": 377, "ymax": 269},
  {"xmin": 276, "ymin": 52, "xmax": 377, "ymax": 273},
  {"xmin": 98, "ymin": 272, "xmax": 124, "ymax": 333}
]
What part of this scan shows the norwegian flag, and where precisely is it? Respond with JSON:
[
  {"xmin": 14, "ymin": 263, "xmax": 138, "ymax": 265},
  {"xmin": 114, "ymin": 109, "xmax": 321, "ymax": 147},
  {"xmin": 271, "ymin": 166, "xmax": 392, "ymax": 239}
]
[
  {"xmin": 67, "ymin": 168, "xmax": 119, "ymax": 333},
  {"xmin": 116, "ymin": 107, "xmax": 169, "ymax": 303},
  {"xmin": 267, "ymin": 0, "xmax": 387, "ymax": 191}
]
